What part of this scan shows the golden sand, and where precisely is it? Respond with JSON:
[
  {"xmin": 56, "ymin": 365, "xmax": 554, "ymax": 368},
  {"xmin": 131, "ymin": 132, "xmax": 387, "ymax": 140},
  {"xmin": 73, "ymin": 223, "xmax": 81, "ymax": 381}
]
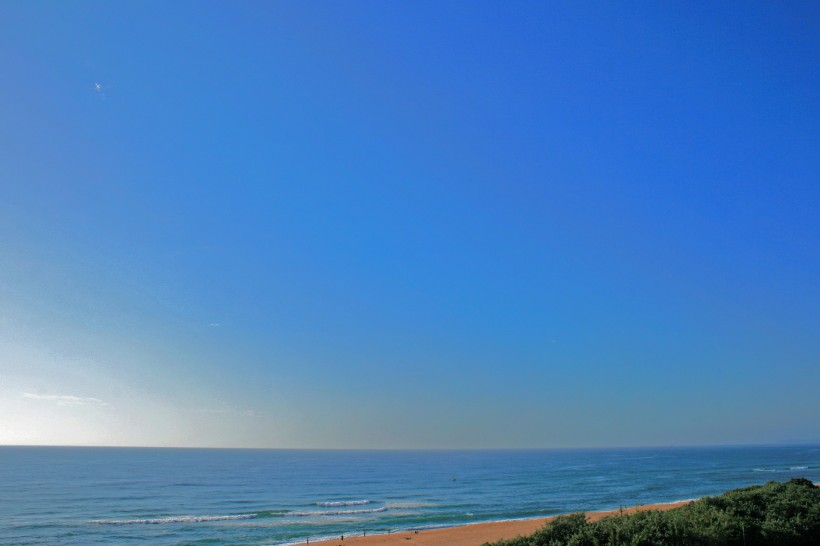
[{"xmin": 307, "ymin": 501, "xmax": 691, "ymax": 546}]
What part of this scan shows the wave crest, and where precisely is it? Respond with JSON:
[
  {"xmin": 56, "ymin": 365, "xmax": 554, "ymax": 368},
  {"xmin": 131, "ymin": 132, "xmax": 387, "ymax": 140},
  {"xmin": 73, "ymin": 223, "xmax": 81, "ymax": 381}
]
[
  {"xmin": 292, "ymin": 507, "xmax": 387, "ymax": 517},
  {"xmin": 91, "ymin": 514, "xmax": 256, "ymax": 525},
  {"xmin": 316, "ymin": 500, "xmax": 371, "ymax": 507}
]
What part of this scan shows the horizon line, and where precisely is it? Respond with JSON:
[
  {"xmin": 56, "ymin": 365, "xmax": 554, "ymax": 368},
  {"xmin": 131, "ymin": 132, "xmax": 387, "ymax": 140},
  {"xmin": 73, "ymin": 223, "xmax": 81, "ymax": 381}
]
[{"xmin": 1, "ymin": 441, "xmax": 818, "ymax": 451}]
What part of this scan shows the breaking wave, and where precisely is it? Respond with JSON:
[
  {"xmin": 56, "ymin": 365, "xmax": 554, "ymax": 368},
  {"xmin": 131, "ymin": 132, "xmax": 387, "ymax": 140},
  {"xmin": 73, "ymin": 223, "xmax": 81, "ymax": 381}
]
[
  {"xmin": 91, "ymin": 514, "xmax": 256, "ymax": 525},
  {"xmin": 316, "ymin": 500, "xmax": 371, "ymax": 507},
  {"xmin": 291, "ymin": 507, "xmax": 387, "ymax": 517}
]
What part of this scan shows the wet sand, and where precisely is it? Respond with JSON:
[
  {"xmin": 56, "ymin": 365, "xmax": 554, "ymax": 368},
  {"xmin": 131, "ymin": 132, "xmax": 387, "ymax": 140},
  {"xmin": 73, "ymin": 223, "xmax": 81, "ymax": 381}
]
[{"xmin": 307, "ymin": 500, "xmax": 691, "ymax": 546}]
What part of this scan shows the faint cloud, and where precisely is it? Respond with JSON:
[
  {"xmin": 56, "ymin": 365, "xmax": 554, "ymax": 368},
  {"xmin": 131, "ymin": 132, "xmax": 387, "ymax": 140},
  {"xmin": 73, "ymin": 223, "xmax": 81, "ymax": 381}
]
[
  {"xmin": 208, "ymin": 323, "xmax": 220, "ymax": 327},
  {"xmin": 190, "ymin": 406, "xmax": 261, "ymax": 418},
  {"xmin": 22, "ymin": 392, "xmax": 108, "ymax": 407},
  {"xmin": 547, "ymin": 339, "xmax": 557, "ymax": 344},
  {"xmin": 92, "ymin": 82, "xmax": 111, "ymax": 99}
]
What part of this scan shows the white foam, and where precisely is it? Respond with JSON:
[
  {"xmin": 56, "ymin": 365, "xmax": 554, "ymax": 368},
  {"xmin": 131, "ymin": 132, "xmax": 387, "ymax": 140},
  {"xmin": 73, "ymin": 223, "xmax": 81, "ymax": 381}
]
[
  {"xmin": 290, "ymin": 507, "xmax": 387, "ymax": 517},
  {"xmin": 91, "ymin": 514, "xmax": 256, "ymax": 525},
  {"xmin": 385, "ymin": 501, "xmax": 436, "ymax": 509},
  {"xmin": 316, "ymin": 500, "xmax": 371, "ymax": 507}
]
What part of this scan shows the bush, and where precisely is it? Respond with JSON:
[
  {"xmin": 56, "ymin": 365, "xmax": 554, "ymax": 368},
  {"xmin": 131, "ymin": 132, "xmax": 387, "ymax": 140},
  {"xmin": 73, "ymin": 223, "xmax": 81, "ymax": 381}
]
[{"xmin": 486, "ymin": 479, "xmax": 820, "ymax": 546}]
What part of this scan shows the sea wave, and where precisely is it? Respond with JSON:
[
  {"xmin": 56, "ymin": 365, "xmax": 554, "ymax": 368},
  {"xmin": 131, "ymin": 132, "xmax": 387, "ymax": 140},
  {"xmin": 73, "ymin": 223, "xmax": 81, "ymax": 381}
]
[
  {"xmin": 753, "ymin": 468, "xmax": 778, "ymax": 472},
  {"xmin": 291, "ymin": 507, "xmax": 387, "ymax": 517},
  {"xmin": 385, "ymin": 501, "xmax": 436, "ymax": 509},
  {"xmin": 790, "ymin": 466, "xmax": 808, "ymax": 470},
  {"xmin": 316, "ymin": 500, "xmax": 371, "ymax": 507},
  {"xmin": 91, "ymin": 514, "xmax": 256, "ymax": 525}
]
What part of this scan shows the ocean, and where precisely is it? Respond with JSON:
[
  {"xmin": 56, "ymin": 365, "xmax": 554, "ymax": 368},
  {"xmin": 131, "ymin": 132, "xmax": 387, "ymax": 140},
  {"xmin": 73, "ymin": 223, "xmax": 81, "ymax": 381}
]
[{"xmin": 1, "ymin": 445, "xmax": 818, "ymax": 545}]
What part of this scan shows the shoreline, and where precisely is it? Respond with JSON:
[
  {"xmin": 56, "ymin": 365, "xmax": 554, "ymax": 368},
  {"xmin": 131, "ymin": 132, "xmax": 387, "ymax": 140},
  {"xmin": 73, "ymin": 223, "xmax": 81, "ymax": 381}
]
[{"xmin": 301, "ymin": 500, "xmax": 693, "ymax": 546}]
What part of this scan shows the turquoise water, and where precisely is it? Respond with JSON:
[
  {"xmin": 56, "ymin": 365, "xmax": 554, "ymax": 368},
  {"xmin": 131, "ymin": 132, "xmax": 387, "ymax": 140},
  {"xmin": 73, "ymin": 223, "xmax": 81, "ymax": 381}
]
[{"xmin": 1, "ymin": 445, "xmax": 819, "ymax": 545}]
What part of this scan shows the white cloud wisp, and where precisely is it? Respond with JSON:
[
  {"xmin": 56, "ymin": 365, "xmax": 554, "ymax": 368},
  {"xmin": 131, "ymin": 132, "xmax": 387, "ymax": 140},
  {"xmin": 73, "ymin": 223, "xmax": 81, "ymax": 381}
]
[{"xmin": 22, "ymin": 393, "xmax": 109, "ymax": 407}]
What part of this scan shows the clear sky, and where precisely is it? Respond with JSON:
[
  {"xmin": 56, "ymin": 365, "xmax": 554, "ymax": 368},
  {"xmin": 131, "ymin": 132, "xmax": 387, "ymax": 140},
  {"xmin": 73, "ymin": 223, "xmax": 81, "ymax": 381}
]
[{"xmin": 1, "ymin": 1, "xmax": 818, "ymax": 449}]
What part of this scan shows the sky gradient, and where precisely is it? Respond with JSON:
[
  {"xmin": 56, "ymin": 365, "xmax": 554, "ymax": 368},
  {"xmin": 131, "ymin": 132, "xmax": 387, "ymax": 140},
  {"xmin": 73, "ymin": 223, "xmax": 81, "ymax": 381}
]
[{"xmin": 1, "ymin": 1, "xmax": 818, "ymax": 448}]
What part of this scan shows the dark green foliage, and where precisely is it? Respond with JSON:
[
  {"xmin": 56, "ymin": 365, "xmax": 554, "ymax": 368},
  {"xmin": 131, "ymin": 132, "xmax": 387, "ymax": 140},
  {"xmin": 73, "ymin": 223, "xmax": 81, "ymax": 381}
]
[
  {"xmin": 485, "ymin": 479, "xmax": 820, "ymax": 546},
  {"xmin": 531, "ymin": 513, "xmax": 589, "ymax": 546}
]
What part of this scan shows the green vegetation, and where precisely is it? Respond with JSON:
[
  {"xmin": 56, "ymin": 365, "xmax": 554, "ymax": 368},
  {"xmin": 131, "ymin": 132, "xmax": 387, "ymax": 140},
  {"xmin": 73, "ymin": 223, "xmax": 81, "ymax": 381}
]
[{"xmin": 486, "ymin": 479, "xmax": 820, "ymax": 546}]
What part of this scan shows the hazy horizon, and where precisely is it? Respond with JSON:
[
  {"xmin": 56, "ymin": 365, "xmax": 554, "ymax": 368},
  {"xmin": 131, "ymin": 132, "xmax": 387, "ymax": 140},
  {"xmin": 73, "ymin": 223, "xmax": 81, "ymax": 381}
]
[
  {"xmin": 1, "ymin": 1, "xmax": 818, "ymax": 449},
  {"xmin": 3, "ymin": 441, "xmax": 820, "ymax": 451}
]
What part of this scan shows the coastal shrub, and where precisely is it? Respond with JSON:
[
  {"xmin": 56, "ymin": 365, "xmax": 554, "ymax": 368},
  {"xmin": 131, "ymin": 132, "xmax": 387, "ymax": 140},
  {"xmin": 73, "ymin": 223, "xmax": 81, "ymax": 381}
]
[
  {"xmin": 530, "ymin": 513, "xmax": 588, "ymax": 546},
  {"xmin": 581, "ymin": 509, "xmax": 699, "ymax": 546},
  {"xmin": 486, "ymin": 478, "xmax": 820, "ymax": 546}
]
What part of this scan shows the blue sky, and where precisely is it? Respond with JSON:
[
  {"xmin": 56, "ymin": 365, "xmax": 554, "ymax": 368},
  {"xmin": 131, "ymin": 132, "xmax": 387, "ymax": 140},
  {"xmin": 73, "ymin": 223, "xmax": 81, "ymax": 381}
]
[{"xmin": 1, "ymin": 1, "xmax": 818, "ymax": 448}]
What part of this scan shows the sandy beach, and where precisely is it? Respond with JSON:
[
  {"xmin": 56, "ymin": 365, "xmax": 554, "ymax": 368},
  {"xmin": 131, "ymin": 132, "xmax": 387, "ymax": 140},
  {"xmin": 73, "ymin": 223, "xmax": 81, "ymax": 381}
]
[{"xmin": 307, "ymin": 501, "xmax": 691, "ymax": 546}]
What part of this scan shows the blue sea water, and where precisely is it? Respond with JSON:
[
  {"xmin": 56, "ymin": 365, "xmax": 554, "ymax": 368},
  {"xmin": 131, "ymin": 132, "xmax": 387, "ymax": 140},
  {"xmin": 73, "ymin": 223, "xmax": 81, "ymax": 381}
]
[{"xmin": 1, "ymin": 445, "xmax": 818, "ymax": 545}]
